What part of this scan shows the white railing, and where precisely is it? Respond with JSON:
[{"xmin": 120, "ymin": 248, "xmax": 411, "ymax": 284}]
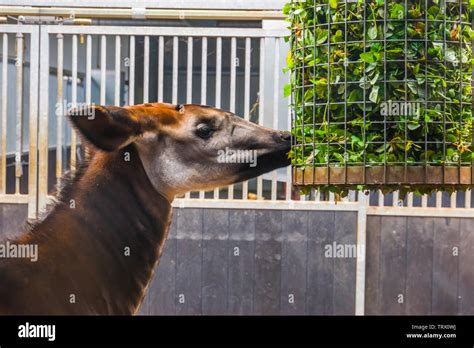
[{"xmin": 0, "ymin": 25, "xmax": 39, "ymax": 218}]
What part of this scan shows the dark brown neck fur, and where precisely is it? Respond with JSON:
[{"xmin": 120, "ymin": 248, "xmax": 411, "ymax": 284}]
[{"xmin": 0, "ymin": 145, "xmax": 172, "ymax": 315}]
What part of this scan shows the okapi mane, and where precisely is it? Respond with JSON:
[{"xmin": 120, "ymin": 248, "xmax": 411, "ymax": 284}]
[{"xmin": 23, "ymin": 155, "xmax": 92, "ymax": 235}]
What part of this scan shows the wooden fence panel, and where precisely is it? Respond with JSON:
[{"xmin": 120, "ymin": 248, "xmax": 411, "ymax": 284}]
[{"xmin": 227, "ymin": 209, "xmax": 255, "ymax": 315}]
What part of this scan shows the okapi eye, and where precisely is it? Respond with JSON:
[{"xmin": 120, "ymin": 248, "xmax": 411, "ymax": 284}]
[{"xmin": 196, "ymin": 124, "xmax": 213, "ymax": 139}]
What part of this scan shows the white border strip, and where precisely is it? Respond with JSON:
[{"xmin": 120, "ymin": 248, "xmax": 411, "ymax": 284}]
[
  {"xmin": 0, "ymin": 0, "xmax": 286, "ymax": 10},
  {"xmin": 171, "ymin": 199, "xmax": 474, "ymax": 217},
  {"xmin": 43, "ymin": 25, "xmax": 287, "ymax": 38},
  {"xmin": 367, "ymin": 206, "xmax": 474, "ymax": 218},
  {"xmin": 355, "ymin": 194, "xmax": 368, "ymax": 315},
  {"xmin": 172, "ymin": 199, "xmax": 360, "ymax": 211},
  {"xmin": 0, "ymin": 194, "xmax": 29, "ymax": 204}
]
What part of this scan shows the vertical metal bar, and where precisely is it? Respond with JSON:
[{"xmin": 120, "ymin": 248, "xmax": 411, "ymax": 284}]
[
  {"xmin": 344, "ymin": 0, "xmax": 349, "ymax": 187},
  {"xmin": 199, "ymin": 37, "xmax": 207, "ymax": 200},
  {"xmin": 158, "ymin": 36, "xmax": 164, "ymax": 102},
  {"xmin": 271, "ymin": 38, "xmax": 280, "ymax": 201},
  {"xmin": 243, "ymin": 37, "xmax": 251, "ymax": 200},
  {"xmin": 55, "ymin": 33, "xmax": 63, "ymax": 187},
  {"xmin": 86, "ymin": 35, "xmax": 92, "ymax": 104},
  {"xmin": 424, "ymin": 0, "xmax": 429, "ymax": 192},
  {"xmin": 378, "ymin": 190, "xmax": 384, "ymax": 207},
  {"xmin": 289, "ymin": 3, "xmax": 295, "ymax": 200},
  {"xmin": 466, "ymin": 190, "xmax": 471, "ymax": 209},
  {"xmin": 214, "ymin": 37, "xmax": 222, "ymax": 199},
  {"xmin": 28, "ymin": 28, "xmax": 39, "ymax": 219},
  {"xmin": 172, "ymin": 36, "xmax": 178, "ymax": 105},
  {"xmin": 85, "ymin": 34, "xmax": 92, "ymax": 161},
  {"xmin": 184, "ymin": 36, "xmax": 193, "ymax": 200},
  {"xmin": 325, "ymin": 2, "xmax": 330, "ymax": 186},
  {"xmin": 421, "ymin": 194, "xmax": 428, "ymax": 208},
  {"xmin": 15, "ymin": 32, "xmax": 24, "ymax": 194},
  {"xmin": 450, "ymin": 192, "xmax": 456, "ymax": 208},
  {"xmin": 300, "ymin": 9, "xmax": 305, "ymax": 187},
  {"xmin": 314, "ymin": 189, "xmax": 321, "ymax": 202},
  {"xmin": 100, "ymin": 35, "xmax": 106, "ymax": 105},
  {"xmin": 392, "ymin": 190, "xmax": 400, "ymax": 207},
  {"xmin": 257, "ymin": 37, "xmax": 265, "ymax": 200},
  {"xmin": 442, "ymin": 0, "xmax": 447, "ymax": 185},
  {"xmin": 228, "ymin": 37, "xmax": 236, "ymax": 200},
  {"xmin": 436, "ymin": 191, "xmax": 442, "ymax": 208},
  {"xmin": 458, "ymin": 0, "xmax": 464, "ymax": 184},
  {"xmin": 383, "ymin": 0, "xmax": 388, "ymax": 190},
  {"xmin": 71, "ymin": 34, "xmax": 78, "ymax": 171},
  {"xmin": 115, "ymin": 35, "xmax": 120, "ymax": 105},
  {"xmin": 38, "ymin": 29, "xmax": 50, "ymax": 212},
  {"xmin": 286, "ymin": 83, "xmax": 292, "ymax": 201},
  {"xmin": 355, "ymin": 192, "xmax": 368, "ymax": 315},
  {"xmin": 471, "ymin": 0, "xmax": 474, "ymax": 194},
  {"xmin": 143, "ymin": 35, "xmax": 149, "ymax": 103},
  {"xmin": 1, "ymin": 33, "xmax": 8, "ymax": 195},
  {"xmin": 201, "ymin": 37, "xmax": 207, "ymax": 105},
  {"xmin": 186, "ymin": 37, "xmax": 193, "ymax": 104},
  {"xmin": 362, "ymin": 1, "xmax": 367, "ymax": 187},
  {"xmin": 403, "ymin": 0, "xmax": 408, "ymax": 187},
  {"xmin": 129, "ymin": 35, "xmax": 135, "ymax": 105},
  {"xmin": 407, "ymin": 192, "xmax": 413, "ymax": 207}
]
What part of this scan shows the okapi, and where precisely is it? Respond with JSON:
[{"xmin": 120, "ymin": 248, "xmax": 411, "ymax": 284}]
[{"xmin": 0, "ymin": 103, "xmax": 291, "ymax": 315}]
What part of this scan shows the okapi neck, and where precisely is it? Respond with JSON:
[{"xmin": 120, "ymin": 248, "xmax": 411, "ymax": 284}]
[{"xmin": 1, "ymin": 145, "xmax": 172, "ymax": 315}]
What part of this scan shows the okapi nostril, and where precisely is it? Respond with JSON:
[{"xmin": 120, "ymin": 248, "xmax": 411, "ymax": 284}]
[{"xmin": 280, "ymin": 131, "xmax": 291, "ymax": 142}]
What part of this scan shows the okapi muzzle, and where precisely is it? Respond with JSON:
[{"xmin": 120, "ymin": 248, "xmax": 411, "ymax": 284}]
[{"xmin": 0, "ymin": 103, "xmax": 290, "ymax": 315}]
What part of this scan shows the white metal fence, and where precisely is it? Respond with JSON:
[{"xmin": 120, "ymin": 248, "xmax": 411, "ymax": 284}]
[{"xmin": 0, "ymin": 21, "xmax": 472, "ymax": 220}]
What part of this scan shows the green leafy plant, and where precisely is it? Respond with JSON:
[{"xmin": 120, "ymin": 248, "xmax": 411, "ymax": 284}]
[{"xmin": 284, "ymin": 0, "xmax": 473, "ymax": 195}]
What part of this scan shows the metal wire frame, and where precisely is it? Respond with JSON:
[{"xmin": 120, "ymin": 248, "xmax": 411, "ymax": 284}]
[{"xmin": 290, "ymin": 0, "xmax": 473, "ymax": 187}]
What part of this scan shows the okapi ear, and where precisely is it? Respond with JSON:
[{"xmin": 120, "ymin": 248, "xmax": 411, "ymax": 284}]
[{"xmin": 68, "ymin": 105, "xmax": 142, "ymax": 152}]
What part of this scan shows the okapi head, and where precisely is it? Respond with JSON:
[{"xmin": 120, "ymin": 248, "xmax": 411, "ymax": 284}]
[{"xmin": 70, "ymin": 103, "xmax": 291, "ymax": 200}]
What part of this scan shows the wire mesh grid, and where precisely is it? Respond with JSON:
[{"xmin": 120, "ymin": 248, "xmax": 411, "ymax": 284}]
[{"xmin": 289, "ymin": 0, "xmax": 473, "ymax": 190}]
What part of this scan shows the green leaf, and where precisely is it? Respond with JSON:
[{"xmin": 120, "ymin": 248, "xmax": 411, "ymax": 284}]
[
  {"xmin": 360, "ymin": 52, "xmax": 375, "ymax": 63},
  {"xmin": 369, "ymin": 86, "xmax": 379, "ymax": 103},
  {"xmin": 408, "ymin": 123, "xmax": 421, "ymax": 130},
  {"xmin": 390, "ymin": 3, "xmax": 405, "ymax": 19},
  {"xmin": 445, "ymin": 49, "xmax": 457, "ymax": 64},
  {"xmin": 283, "ymin": 83, "xmax": 292, "ymax": 98},
  {"xmin": 368, "ymin": 25, "xmax": 378, "ymax": 40},
  {"xmin": 370, "ymin": 72, "xmax": 380, "ymax": 85},
  {"xmin": 316, "ymin": 30, "xmax": 328, "ymax": 45},
  {"xmin": 330, "ymin": 0, "xmax": 338, "ymax": 9}
]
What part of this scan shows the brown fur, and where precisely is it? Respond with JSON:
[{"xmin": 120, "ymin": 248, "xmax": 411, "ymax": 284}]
[{"xmin": 0, "ymin": 145, "xmax": 171, "ymax": 314}]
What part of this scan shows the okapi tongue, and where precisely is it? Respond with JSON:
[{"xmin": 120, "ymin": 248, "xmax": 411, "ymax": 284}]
[{"xmin": 0, "ymin": 145, "xmax": 172, "ymax": 315}]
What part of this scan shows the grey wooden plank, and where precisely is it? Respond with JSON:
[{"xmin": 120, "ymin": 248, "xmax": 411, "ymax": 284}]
[
  {"xmin": 406, "ymin": 217, "xmax": 433, "ymax": 315},
  {"xmin": 0, "ymin": 204, "xmax": 3, "ymax": 239},
  {"xmin": 280, "ymin": 210, "xmax": 307, "ymax": 315},
  {"xmin": 0, "ymin": 204, "xmax": 28, "ymax": 239},
  {"xmin": 175, "ymin": 208, "xmax": 203, "ymax": 315},
  {"xmin": 380, "ymin": 216, "xmax": 407, "ymax": 315},
  {"xmin": 306, "ymin": 211, "xmax": 334, "ymax": 314},
  {"xmin": 146, "ymin": 211, "xmax": 178, "ymax": 315},
  {"xmin": 459, "ymin": 218, "xmax": 474, "ymax": 314},
  {"xmin": 202, "ymin": 209, "xmax": 229, "ymax": 315},
  {"xmin": 365, "ymin": 216, "xmax": 381, "ymax": 315},
  {"xmin": 333, "ymin": 211, "xmax": 357, "ymax": 315},
  {"xmin": 254, "ymin": 210, "xmax": 282, "ymax": 315},
  {"xmin": 228, "ymin": 209, "xmax": 255, "ymax": 315},
  {"xmin": 432, "ymin": 217, "xmax": 460, "ymax": 315}
]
